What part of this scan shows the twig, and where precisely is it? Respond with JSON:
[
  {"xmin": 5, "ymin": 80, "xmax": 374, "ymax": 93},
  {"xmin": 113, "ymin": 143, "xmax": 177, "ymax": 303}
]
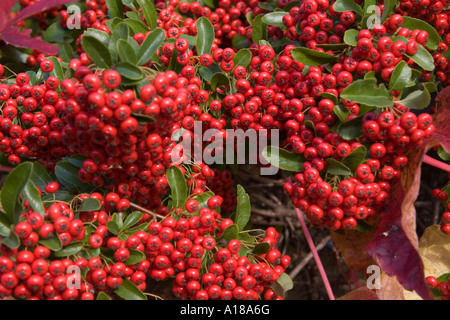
[
  {"xmin": 129, "ymin": 202, "xmax": 166, "ymax": 220},
  {"xmin": 0, "ymin": 166, "xmax": 13, "ymax": 173},
  {"xmin": 289, "ymin": 235, "xmax": 330, "ymax": 280}
]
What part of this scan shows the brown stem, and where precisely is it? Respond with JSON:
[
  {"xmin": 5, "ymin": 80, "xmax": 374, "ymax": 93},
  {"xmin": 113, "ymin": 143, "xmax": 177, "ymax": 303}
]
[{"xmin": 129, "ymin": 202, "xmax": 166, "ymax": 220}]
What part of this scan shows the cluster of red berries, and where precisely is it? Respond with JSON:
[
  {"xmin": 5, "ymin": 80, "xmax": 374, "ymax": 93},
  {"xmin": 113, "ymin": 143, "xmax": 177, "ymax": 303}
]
[
  {"xmin": 426, "ymin": 275, "xmax": 450, "ymax": 299},
  {"xmin": 432, "ymin": 188, "xmax": 450, "ymax": 233}
]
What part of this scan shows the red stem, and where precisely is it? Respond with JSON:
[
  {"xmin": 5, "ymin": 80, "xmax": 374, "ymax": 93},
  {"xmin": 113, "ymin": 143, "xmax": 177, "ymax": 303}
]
[
  {"xmin": 0, "ymin": 166, "xmax": 14, "ymax": 173},
  {"xmin": 293, "ymin": 205, "xmax": 336, "ymax": 300},
  {"xmin": 423, "ymin": 155, "xmax": 450, "ymax": 172}
]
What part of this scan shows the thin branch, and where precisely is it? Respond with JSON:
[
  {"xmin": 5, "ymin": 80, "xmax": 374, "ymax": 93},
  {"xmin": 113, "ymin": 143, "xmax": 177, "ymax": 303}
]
[
  {"xmin": 289, "ymin": 235, "xmax": 330, "ymax": 280},
  {"xmin": 129, "ymin": 202, "xmax": 166, "ymax": 220}
]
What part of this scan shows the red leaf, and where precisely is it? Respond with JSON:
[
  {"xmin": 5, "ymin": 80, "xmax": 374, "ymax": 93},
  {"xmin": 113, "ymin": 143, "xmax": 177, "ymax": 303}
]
[
  {"xmin": 0, "ymin": 0, "xmax": 17, "ymax": 30},
  {"xmin": 337, "ymin": 286, "xmax": 378, "ymax": 300},
  {"xmin": 365, "ymin": 89, "xmax": 450, "ymax": 300},
  {"xmin": 10, "ymin": 0, "xmax": 74, "ymax": 25},
  {"xmin": 1, "ymin": 28, "xmax": 58, "ymax": 54}
]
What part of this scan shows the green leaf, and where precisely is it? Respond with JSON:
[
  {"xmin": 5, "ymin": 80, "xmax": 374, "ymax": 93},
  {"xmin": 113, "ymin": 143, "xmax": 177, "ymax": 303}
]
[
  {"xmin": 125, "ymin": 249, "xmax": 146, "ymax": 265},
  {"xmin": 115, "ymin": 61, "xmax": 144, "ymax": 80},
  {"xmin": 68, "ymin": 154, "xmax": 88, "ymax": 168},
  {"xmin": 343, "ymin": 29, "xmax": 358, "ymax": 46},
  {"xmin": 1, "ymin": 162, "xmax": 33, "ymax": 224},
  {"xmin": 291, "ymin": 47, "xmax": 338, "ymax": 67},
  {"xmin": 198, "ymin": 63, "xmax": 222, "ymax": 82},
  {"xmin": 342, "ymin": 146, "xmax": 367, "ymax": 173},
  {"xmin": 333, "ymin": 0, "xmax": 363, "ymax": 15},
  {"xmin": 391, "ymin": 36, "xmax": 436, "ymax": 71},
  {"xmin": 1, "ymin": 226, "xmax": 20, "ymax": 249},
  {"xmin": 261, "ymin": 11, "xmax": 287, "ymax": 27},
  {"xmin": 78, "ymin": 198, "xmax": 101, "ymax": 212},
  {"xmin": 121, "ymin": 211, "xmax": 143, "ymax": 231},
  {"xmin": 124, "ymin": 18, "xmax": 149, "ymax": 34},
  {"xmin": 114, "ymin": 278, "xmax": 147, "ymax": 300},
  {"xmin": 320, "ymin": 92, "xmax": 338, "ymax": 105},
  {"xmin": 179, "ymin": 34, "xmax": 197, "ymax": 46},
  {"xmin": 389, "ymin": 61, "xmax": 413, "ymax": 91},
  {"xmin": 340, "ymin": 79, "xmax": 393, "ymax": 107},
  {"xmin": 54, "ymin": 161, "xmax": 93, "ymax": 192},
  {"xmin": 45, "ymin": 56, "xmax": 64, "ymax": 81},
  {"xmin": 30, "ymin": 162, "xmax": 52, "ymax": 191},
  {"xmin": 235, "ymin": 185, "xmax": 251, "ymax": 231},
  {"xmin": 438, "ymin": 146, "xmax": 450, "ymax": 161},
  {"xmin": 105, "ymin": 0, "xmax": 124, "ymax": 18},
  {"xmin": 397, "ymin": 88, "xmax": 431, "ymax": 110},
  {"xmin": 54, "ymin": 241, "xmax": 83, "ymax": 257},
  {"xmin": 191, "ymin": 191, "xmax": 215, "ymax": 215},
  {"xmin": 96, "ymin": 292, "xmax": 112, "ymax": 300},
  {"xmin": 381, "ymin": 0, "xmax": 396, "ymax": 22},
  {"xmin": 43, "ymin": 21, "xmax": 71, "ymax": 44},
  {"xmin": 338, "ymin": 115, "xmax": 363, "ymax": 140},
  {"xmin": 210, "ymin": 72, "xmax": 229, "ymax": 91},
  {"xmin": 232, "ymin": 35, "xmax": 250, "ymax": 50},
  {"xmin": 23, "ymin": 181, "xmax": 45, "ymax": 216},
  {"xmin": 262, "ymin": 146, "xmax": 305, "ymax": 172},
  {"xmin": 252, "ymin": 242, "xmax": 271, "ymax": 254},
  {"xmin": 136, "ymin": 0, "xmax": 157, "ymax": 30},
  {"xmin": 252, "ymin": 15, "xmax": 267, "ymax": 43},
  {"xmin": 232, "ymin": 49, "xmax": 252, "ymax": 71},
  {"xmin": 132, "ymin": 112, "xmax": 156, "ymax": 124},
  {"xmin": 166, "ymin": 166, "xmax": 187, "ymax": 208},
  {"xmin": 401, "ymin": 17, "xmax": 441, "ymax": 51},
  {"xmin": 272, "ymin": 273, "xmax": 294, "ymax": 298},
  {"xmin": 326, "ymin": 159, "xmax": 352, "ymax": 176},
  {"xmin": 117, "ymin": 39, "xmax": 138, "ymax": 64},
  {"xmin": 220, "ymin": 224, "xmax": 239, "ymax": 241},
  {"xmin": 137, "ymin": 28, "xmax": 165, "ymax": 66},
  {"xmin": 85, "ymin": 28, "xmax": 110, "ymax": 46},
  {"xmin": 106, "ymin": 220, "xmax": 120, "ymax": 235},
  {"xmin": 196, "ymin": 17, "xmax": 215, "ymax": 56},
  {"xmin": 81, "ymin": 35, "xmax": 112, "ymax": 69},
  {"xmin": 354, "ymin": 220, "xmax": 375, "ymax": 232},
  {"xmin": 0, "ymin": 213, "xmax": 12, "ymax": 237},
  {"xmin": 39, "ymin": 236, "xmax": 63, "ymax": 252}
]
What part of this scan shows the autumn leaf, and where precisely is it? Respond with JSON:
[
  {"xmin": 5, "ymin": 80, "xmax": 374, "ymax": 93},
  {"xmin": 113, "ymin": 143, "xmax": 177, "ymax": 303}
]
[
  {"xmin": 337, "ymin": 286, "xmax": 378, "ymax": 300},
  {"xmin": 0, "ymin": 0, "xmax": 74, "ymax": 54}
]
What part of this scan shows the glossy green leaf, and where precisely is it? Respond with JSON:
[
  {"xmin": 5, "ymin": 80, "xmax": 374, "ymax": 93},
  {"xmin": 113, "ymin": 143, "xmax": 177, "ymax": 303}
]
[
  {"xmin": 115, "ymin": 61, "xmax": 144, "ymax": 80},
  {"xmin": 291, "ymin": 47, "xmax": 338, "ymax": 67},
  {"xmin": 0, "ymin": 213, "xmax": 12, "ymax": 238},
  {"xmin": 124, "ymin": 18, "xmax": 149, "ymax": 34},
  {"xmin": 23, "ymin": 181, "xmax": 45, "ymax": 216},
  {"xmin": 198, "ymin": 63, "xmax": 222, "ymax": 82},
  {"xmin": 220, "ymin": 224, "xmax": 239, "ymax": 241},
  {"xmin": 261, "ymin": 11, "xmax": 287, "ymax": 27},
  {"xmin": 117, "ymin": 39, "xmax": 137, "ymax": 64},
  {"xmin": 342, "ymin": 146, "xmax": 367, "ymax": 173},
  {"xmin": 54, "ymin": 161, "xmax": 93, "ymax": 192},
  {"xmin": 401, "ymin": 17, "xmax": 441, "ymax": 51},
  {"xmin": 81, "ymin": 35, "xmax": 112, "ymax": 69},
  {"xmin": 333, "ymin": 0, "xmax": 363, "ymax": 15},
  {"xmin": 438, "ymin": 146, "xmax": 450, "ymax": 161},
  {"xmin": 210, "ymin": 72, "xmax": 229, "ymax": 91},
  {"xmin": 389, "ymin": 60, "xmax": 413, "ymax": 91},
  {"xmin": 252, "ymin": 15, "xmax": 267, "ymax": 43},
  {"xmin": 252, "ymin": 242, "xmax": 271, "ymax": 254},
  {"xmin": 343, "ymin": 29, "xmax": 358, "ymax": 46},
  {"xmin": 1, "ymin": 162, "xmax": 33, "ymax": 224},
  {"xmin": 68, "ymin": 154, "xmax": 87, "ymax": 168},
  {"xmin": 236, "ymin": 185, "xmax": 251, "ymax": 231},
  {"xmin": 340, "ymin": 79, "xmax": 393, "ymax": 107},
  {"xmin": 105, "ymin": 0, "xmax": 124, "ymax": 18},
  {"xmin": 397, "ymin": 88, "xmax": 431, "ymax": 110},
  {"xmin": 78, "ymin": 198, "xmax": 101, "ymax": 212},
  {"xmin": 39, "ymin": 236, "xmax": 62, "ymax": 252},
  {"xmin": 196, "ymin": 17, "xmax": 215, "ymax": 56},
  {"xmin": 125, "ymin": 249, "xmax": 146, "ymax": 266},
  {"xmin": 381, "ymin": 0, "xmax": 396, "ymax": 22},
  {"xmin": 338, "ymin": 115, "xmax": 363, "ymax": 140},
  {"xmin": 1, "ymin": 226, "xmax": 20, "ymax": 249},
  {"xmin": 232, "ymin": 49, "xmax": 252, "ymax": 70},
  {"xmin": 106, "ymin": 220, "xmax": 120, "ymax": 235},
  {"xmin": 45, "ymin": 56, "xmax": 64, "ymax": 81},
  {"xmin": 96, "ymin": 292, "xmax": 112, "ymax": 300},
  {"xmin": 166, "ymin": 166, "xmax": 187, "ymax": 208},
  {"xmin": 84, "ymin": 28, "xmax": 110, "ymax": 46},
  {"xmin": 114, "ymin": 278, "xmax": 147, "ymax": 300},
  {"xmin": 121, "ymin": 211, "xmax": 143, "ymax": 231},
  {"xmin": 326, "ymin": 158, "xmax": 352, "ymax": 176},
  {"xmin": 262, "ymin": 146, "xmax": 305, "ymax": 172},
  {"xmin": 54, "ymin": 241, "xmax": 83, "ymax": 257},
  {"xmin": 137, "ymin": 28, "xmax": 165, "ymax": 66},
  {"xmin": 30, "ymin": 162, "xmax": 53, "ymax": 192},
  {"xmin": 137, "ymin": 0, "xmax": 157, "ymax": 30}
]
